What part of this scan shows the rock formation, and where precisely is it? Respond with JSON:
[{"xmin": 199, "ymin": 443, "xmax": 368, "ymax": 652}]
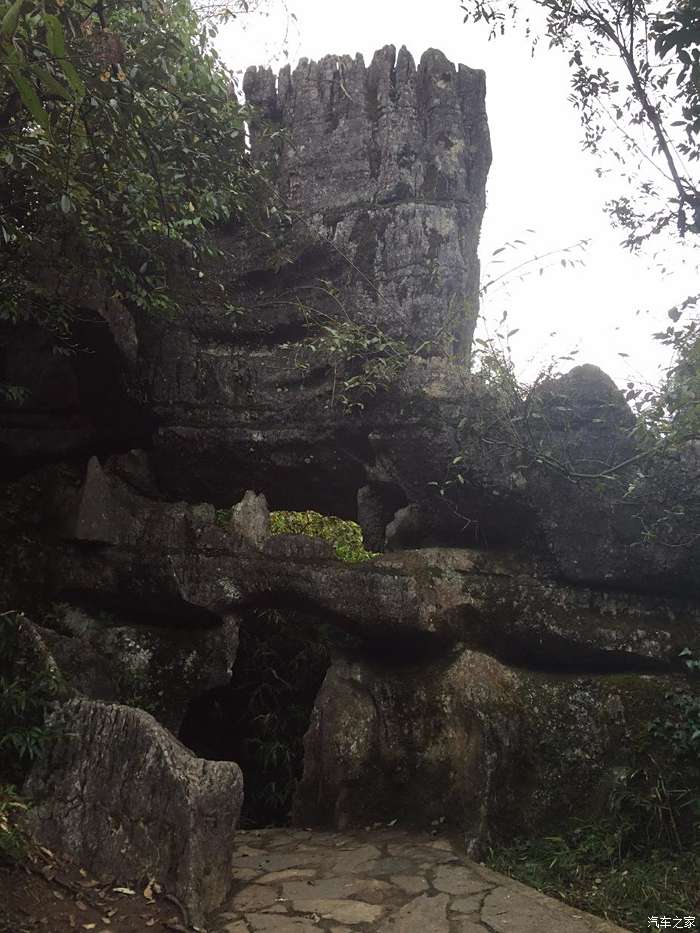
[
  {"xmin": 20, "ymin": 466, "xmax": 700, "ymax": 857},
  {"xmin": 1, "ymin": 43, "xmax": 699, "ymax": 927},
  {"xmin": 24, "ymin": 699, "xmax": 244, "ymax": 925}
]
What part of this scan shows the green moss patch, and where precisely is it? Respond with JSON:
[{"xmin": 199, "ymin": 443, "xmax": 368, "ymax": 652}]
[{"xmin": 269, "ymin": 510, "xmax": 377, "ymax": 563}]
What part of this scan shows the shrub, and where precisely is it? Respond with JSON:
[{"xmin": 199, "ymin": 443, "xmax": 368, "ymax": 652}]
[
  {"xmin": 269, "ymin": 510, "xmax": 377, "ymax": 563},
  {"xmin": 0, "ymin": 612, "xmax": 64, "ymax": 787},
  {"xmin": 0, "ymin": 785, "xmax": 29, "ymax": 863},
  {"xmin": 487, "ymin": 666, "xmax": 700, "ymax": 929}
]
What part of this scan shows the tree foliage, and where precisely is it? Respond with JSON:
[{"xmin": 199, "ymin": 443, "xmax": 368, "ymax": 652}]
[
  {"xmin": 461, "ymin": 0, "xmax": 700, "ymax": 526},
  {"xmin": 0, "ymin": 0, "xmax": 267, "ymax": 341},
  {"xmin": 461, "ymin": 0, "xmax": 700, "ymax": 245}
]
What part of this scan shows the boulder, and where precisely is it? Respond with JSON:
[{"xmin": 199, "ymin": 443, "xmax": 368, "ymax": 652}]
[
  {"xmin": 364, "ymin": 363, "xmax": 700, "ymax": 593},
  {"xmin": 229, "ymin": 490, "xmax": 270, "ymax": 549},
  {"xmin": 293, "ymin": 652, "xmax": 691, "ymax": 853},
  {"xmin": 24, "ymin": 699, "xmax": 244, "ymax": 925}
]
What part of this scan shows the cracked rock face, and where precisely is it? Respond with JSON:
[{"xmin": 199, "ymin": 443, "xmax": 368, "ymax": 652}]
[
  {"xmin": 31, "ymin": 468, "xmax": 700, "ymax": 857},
  {"xmin": 134, "ymin": 46, "xmax": 491, "ymax": 513},
  {"xmin": 24, "ymin": 699, "xmax": 244, "ymax": 926},
  {"xmin": 243, "ymin": 44, "xmax": 490, "ymax": 355},
  {"xmin": 293, "ymin": 653, "xmax": 687, "ymax": 848}
]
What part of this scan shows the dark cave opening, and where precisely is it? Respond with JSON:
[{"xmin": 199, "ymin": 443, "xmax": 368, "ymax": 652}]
[{"xmin": 178, "ymin": 605, "xmax": 356, "ymax": 828}]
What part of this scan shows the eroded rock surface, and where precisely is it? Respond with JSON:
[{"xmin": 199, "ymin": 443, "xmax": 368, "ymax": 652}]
[
  {"xmin": 294, "ymin": 653, "xmax": 685, "ymax": 848},
  {"xmin": 3, "ymin": 42, "xmax": 699, "ymax": 933},
  {"xmin": 130, "ymin": 46, "xmax": 490, "ymax": 515},
  {"xmin": 50, "ymin": 467, "xmax": 700, "ymax": 673},
  {"xmin": 38, "ymin": 603, "xmax": 239, "ymax": 732},
  {"xmin": 24, "ymin": 699, "xmax": 244, "ymax": 925},
  {"xmin": 30, "ymin": 469, "xmax": 699, "ymax": 855}
]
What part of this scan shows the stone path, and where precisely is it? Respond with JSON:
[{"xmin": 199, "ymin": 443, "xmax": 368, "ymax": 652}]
[{"xmin": 210, "ymin": 828, "xmax": 629, "ymax": 933}]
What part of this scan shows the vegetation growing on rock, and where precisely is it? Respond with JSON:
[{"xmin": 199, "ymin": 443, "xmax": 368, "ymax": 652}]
[
  {"xmin": 0, "ymin": 612, "xmax": 66, "ymax": 864},
  {"xmin": 269, "ymin": 510, "xmax": 378, "ymax": 563},
  {"xmin": 0, "ymin": 0, "xmax": 268, "ymax": 346},
  {"xmin": 487, "ymin": 672, "xmax": 700, "ymax": 929}
]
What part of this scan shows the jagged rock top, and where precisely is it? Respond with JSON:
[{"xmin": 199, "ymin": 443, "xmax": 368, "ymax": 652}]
[{"xmin": 243, "ymin": 44, "xmax": 491, "ymax": 212}]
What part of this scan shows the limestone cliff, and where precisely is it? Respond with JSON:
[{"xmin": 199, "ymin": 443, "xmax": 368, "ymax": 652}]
[
  {"xmin": 1, "ymin": 45, "xmax": 699, "ymax": 926},
  {"xmin": 135, "ymin": 45, "xmax": 490, "ymax": 514}
]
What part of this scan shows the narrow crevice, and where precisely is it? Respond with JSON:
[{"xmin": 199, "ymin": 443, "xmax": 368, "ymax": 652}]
[{"xmin": 179, "ymin": 604, "xmax": 352, "ymax": 828}]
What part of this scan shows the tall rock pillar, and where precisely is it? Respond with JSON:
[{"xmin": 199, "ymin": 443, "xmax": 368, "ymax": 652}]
[
  {"xmin": 244, "ymin": 44, "xmax": 491, "ymax": 357},
  {"xmin": 137, "ymin": 47, "xmax": 490, "ymax": 513}
]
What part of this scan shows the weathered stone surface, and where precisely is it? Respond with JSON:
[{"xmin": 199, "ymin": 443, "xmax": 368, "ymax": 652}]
[
  {"xmin": 229, "ymin": 490, "xmax": 270, "ymax": 548},
  {"xmin": 50, "ymin": 470, "xmax": 700, "ymax": 671},
  {"xmin": 4, "ymin": 40, "xmax": 700, "ymax": 600},
  {"xmin": 293, "ymin": 651, "xmax": 694, "ymax": 851},
  {"xmin": 39, "ymin": 603, "xmax": 239, "ymax": 732},
  {"xmin": 74, "ymin": 455, "xmax": 119, "ymax": 542},
  {"xmin": 229, "ymin": 884, "xmax": 280, "ymax": 911},
  {"xmin": 129, "ymin": 47, "xmax": 490, "ymax": 515},
  {"xmin": 383, "ymin": 892, "xmax": 450, "ymax": 932},
  {"xmin": 288, "ymin": 898, "xmax": 385, "ymax": 924},
  {"xmin": 480, "ymin": 884, "xmax": 612, "ymax": 933},
  {"xmin": 244, "ymin": 45, "xmax": 489, "ymax": 355},
  {"xmin": 432, "ymin": 865, "xmax": 491, "ymax": 896},
  {"xmin": 104, "ymin": 447, "xmax": 161, "ymax": 497},
  {"xmin": 24, "ymin": 699, "xmax": 243, "ymax": 925},
  {"xmin": 357, "ymin": 484, "xmax": 405, "ymax": 552},
  {"xmin": 29, "ymin": 463, "xmax": 698, "ymax": 856},
  {"xmin": 363, "ymin": 362, "xmax": 700, "ymax": 592}
]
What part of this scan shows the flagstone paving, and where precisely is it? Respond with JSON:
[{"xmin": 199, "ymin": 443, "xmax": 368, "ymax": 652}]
[{"xmin": 209, "ymin": 827, "xmax": 630, "ymax": 933}]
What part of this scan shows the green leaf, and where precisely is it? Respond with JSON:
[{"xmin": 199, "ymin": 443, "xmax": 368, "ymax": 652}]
[
  {"xmin": 43, "ymin": 13, "xmax": 84, "ymax": 98},
  {"xmin": 43, "ymin": 13, "xmax": 65, "ymax": 59},
  {"xmin": 60, "ymin": 193, "xmax": 72, "ymax": 214},
  {"xmin": 7, "ymin": 65, "xmax": 50, "ymax": 133},
  {"xmin": 30, "ymin": 64, "xmax": 70, "ymax": 100},
  {"xmin": 60, "ymin": 59, "xmax": 84, "ymax": 98},
  {"xmin": 0, "ymin": 0, "xmax": 23, "ymax": 40}
]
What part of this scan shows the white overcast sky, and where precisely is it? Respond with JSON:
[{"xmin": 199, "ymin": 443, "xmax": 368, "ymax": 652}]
[{"xmin": 214, "ymin": 0, "xmax": 699, "ymax": 388}]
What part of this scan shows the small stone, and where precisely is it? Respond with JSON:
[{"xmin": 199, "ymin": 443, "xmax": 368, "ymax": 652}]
[
  {"xmin": 432, "ymin": 864, "xmax": 491, "ymax": 896},
  {"xmin": 229, "ymin": 490, "xmax": 269, "ymax": 548},
  {"xmin": 257, "ymin": 868, "xmax": 317, "ymax": 885},
  {"xmin": 288, "ymin": 898, "xmax": 385, "ymax": 924},
  {"xmin": 228, "ymin": 884, "xmax": 280, "ymax": 911},
  {"xmin": 390, "ymin": 874, "xmax": 429, "ymax": 895}
]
